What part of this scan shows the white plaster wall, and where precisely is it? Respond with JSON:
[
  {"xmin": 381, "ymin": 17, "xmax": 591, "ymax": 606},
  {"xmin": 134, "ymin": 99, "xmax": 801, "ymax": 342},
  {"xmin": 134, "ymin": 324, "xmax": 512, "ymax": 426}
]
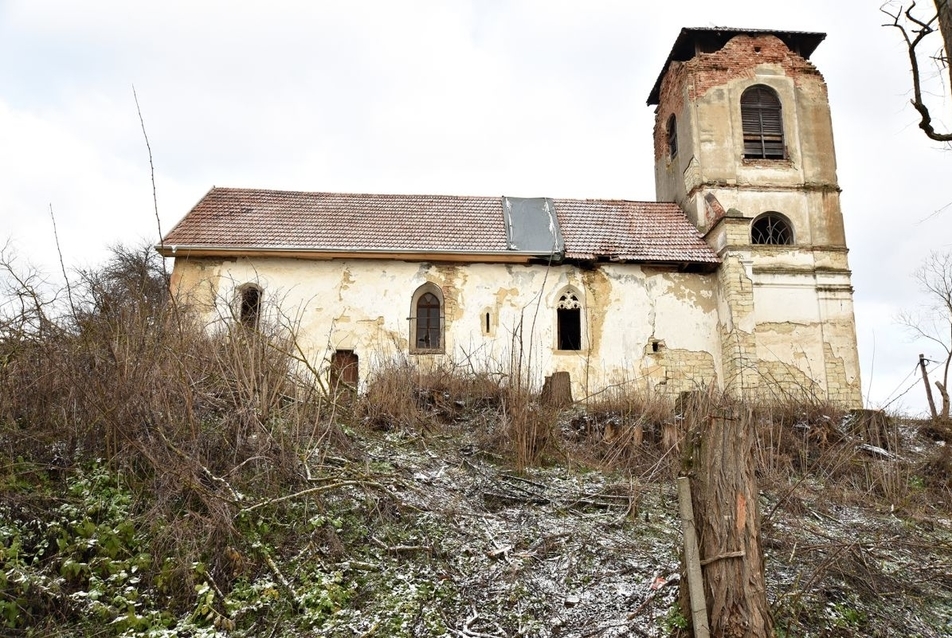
[
  {"xmin": 177, "ymin": 257, "xmax": 723, "ymax": 399},
  {"xmin": 751, "ymin": 274, "xmax": 822, "ymax": 324}
]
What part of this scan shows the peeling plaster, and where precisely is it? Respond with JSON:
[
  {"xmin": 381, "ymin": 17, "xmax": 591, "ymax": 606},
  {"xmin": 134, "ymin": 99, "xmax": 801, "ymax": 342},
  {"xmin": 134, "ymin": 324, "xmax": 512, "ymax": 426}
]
[
  {"xmin": 659, "ymin": 271, "xmax": 718, "ymax": 314},
  {"xmin": 757, "ymin": 320, "xmax": 813, "ymax": 335},
  {"xmin": 581, "ymin": 268, "xmax": 612, "ymax": 355}
]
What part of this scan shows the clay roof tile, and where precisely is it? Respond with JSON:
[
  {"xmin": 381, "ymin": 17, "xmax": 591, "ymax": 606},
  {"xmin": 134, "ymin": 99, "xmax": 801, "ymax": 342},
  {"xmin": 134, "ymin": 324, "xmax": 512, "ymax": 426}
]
[{"xmin": 161, "ymin": 187, "xmax": 719, "ymax": 266}]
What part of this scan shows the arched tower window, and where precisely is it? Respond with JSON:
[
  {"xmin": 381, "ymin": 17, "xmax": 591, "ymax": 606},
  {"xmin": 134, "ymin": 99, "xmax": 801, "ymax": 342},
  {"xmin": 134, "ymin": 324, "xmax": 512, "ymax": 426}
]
[
  {"xmin": 410, "ymin": 283, "xmax": 444, "ymax": 353},
  {"xmin": 238, "ymin": 284, "xmax": 262, "ymax": 328},
  {"xmin": 751, "ymin": 212, "xmax": 794, "ymax": 245},
  {"xmin": 666, "ymin": 114, "xmax": 678, "ymax": 159},
  {"xmin": 556, "ymin": 289, "xmax": 582, "ymax": 351},
  {"xmin": 741, "ymin": 85, "xmax": 785, "ymax": 159}
]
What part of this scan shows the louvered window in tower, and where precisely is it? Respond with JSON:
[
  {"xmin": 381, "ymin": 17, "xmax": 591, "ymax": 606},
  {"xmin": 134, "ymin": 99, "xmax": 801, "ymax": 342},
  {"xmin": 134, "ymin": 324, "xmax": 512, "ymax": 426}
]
[{"xmin": 741, "ymin": 86, "xmax": 785, "ymax": 159}]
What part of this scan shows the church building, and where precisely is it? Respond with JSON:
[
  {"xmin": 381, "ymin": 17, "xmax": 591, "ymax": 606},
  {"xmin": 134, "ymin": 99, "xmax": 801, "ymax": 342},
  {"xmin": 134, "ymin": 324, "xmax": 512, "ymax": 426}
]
[{"xmin": 158, "ymin": 27, "xmax": 863, "ymax": 407}]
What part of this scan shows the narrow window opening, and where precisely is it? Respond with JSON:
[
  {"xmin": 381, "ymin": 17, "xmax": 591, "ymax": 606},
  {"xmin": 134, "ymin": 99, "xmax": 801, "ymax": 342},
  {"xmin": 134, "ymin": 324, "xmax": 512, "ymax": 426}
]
[
  {"xmin": 556, "ymin": 292, "xmax": 582, "ymax": 351},
  {"xmin": 666, "ymin": 114, "xmax": 678, "ymax": 159},
  {"xmin": 751, "ymin": 213, "xmax": 794, "ymax": 245},
  {"xmin": 484, "ymin": 312, "xmax": 491, "ymax": 335},
  {"xmin": 239, "ymin": 286, "xmax": 261, "ymax": 328},
  {"xmin": 741, "ymin": 85, "xmax": 785, "ymax": 159}
]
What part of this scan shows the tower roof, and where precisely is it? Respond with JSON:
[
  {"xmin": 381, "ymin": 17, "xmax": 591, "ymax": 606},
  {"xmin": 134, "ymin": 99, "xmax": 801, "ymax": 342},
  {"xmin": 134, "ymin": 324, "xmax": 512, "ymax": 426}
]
[{"xmin": 647, "ymin": 27, "xmax": 826, "ymax": 105}]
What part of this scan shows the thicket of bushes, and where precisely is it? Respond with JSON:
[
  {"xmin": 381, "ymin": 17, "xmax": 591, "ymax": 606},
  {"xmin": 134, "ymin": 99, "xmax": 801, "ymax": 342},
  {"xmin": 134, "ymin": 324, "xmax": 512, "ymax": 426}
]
[{"xmin": 1, "ymin": 244, "xmax": 949, "ymax": 635}]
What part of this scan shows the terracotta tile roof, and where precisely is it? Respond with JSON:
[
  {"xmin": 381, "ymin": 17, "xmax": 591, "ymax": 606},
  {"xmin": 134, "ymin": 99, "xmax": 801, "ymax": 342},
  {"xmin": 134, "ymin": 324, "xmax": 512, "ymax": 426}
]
[
  {"xmin": 161, "ymin": 187, "xmax": 719, "ymax": 266},
  {"xmin": 554, "ymin": 198, "xmax": 718, "ymax": 263},
  {"xmin": 163, "ymin": 189, "xmax": 507, "ymax": 253}
]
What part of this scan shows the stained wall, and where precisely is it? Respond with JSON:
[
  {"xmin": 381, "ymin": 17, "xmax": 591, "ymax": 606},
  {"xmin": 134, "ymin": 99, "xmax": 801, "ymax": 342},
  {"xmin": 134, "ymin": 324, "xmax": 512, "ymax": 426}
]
[
  {"xmin": 170, "ymin": 257, "xmax": 723, "ymax": 400},
  {"xmin": 651, "ymin": 32, "xmax": 862, "ymax": 405}
]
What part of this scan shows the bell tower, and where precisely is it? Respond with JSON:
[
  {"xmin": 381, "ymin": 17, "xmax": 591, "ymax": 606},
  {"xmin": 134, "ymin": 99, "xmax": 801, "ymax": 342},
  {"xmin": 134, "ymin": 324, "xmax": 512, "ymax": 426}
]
[{"xmin": 648, "ymin": 27, "xmax": 862, "ymax": 406}]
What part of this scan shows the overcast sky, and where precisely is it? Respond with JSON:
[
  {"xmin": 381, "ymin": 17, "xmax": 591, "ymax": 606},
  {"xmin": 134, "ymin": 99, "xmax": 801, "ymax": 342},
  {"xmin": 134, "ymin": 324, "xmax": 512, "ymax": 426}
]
[{"xmin": 2, "ymin": 1, "xmax": 950, "ymax": 414}]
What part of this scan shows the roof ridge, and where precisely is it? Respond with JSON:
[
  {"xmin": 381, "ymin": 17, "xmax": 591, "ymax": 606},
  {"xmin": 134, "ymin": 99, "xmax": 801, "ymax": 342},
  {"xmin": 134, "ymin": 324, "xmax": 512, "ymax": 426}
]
[{"xmin": 208, "ymin": 186, "xmax": 680, "ymax": 207}]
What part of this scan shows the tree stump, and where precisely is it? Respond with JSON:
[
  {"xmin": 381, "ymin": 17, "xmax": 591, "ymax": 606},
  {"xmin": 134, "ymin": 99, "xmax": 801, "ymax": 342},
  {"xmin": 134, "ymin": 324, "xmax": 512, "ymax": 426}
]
[
  {"xmin": 680, "ymin": 404, "xmax": 773, "ymax": 638},
  {"xmin": 540, "ymin": 371, "xmax": 572, "ymax": 408},
  {"xmin": 848, "ymin": 409, "xmax": 894, "ymax": 452}
]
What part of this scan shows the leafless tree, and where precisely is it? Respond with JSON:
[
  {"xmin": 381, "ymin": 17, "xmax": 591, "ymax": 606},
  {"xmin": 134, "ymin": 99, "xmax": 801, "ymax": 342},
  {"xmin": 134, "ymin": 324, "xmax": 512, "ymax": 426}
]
[
  {"xmin": 883, "ymin": 1, "xmax": 952, "ymax": 142},
  {"xmin": 900, "ymin": 250, "xmax": 952, "ymax": 420}
]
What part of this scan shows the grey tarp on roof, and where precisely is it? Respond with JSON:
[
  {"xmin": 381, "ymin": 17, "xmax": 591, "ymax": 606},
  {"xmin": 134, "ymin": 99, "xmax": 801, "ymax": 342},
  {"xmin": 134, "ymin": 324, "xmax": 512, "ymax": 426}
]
[{"xmin": 502, "ymin": 196, "xmax": 564, "ymax": 258}]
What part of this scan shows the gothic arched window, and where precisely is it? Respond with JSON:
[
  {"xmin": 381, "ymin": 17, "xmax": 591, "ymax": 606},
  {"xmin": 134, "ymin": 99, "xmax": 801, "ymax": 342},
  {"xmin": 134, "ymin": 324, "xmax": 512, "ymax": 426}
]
[
  {"xmin": 556, "ymin": 290, "xmax": 582, "ymax": 351},
  {"xmin": 410, "ymin": 284, "xmax": 444, "ymax": 353},
  {"xmin": 741, "ymin": 85, "xmax": 785, "ymax": 159},
  {"xmin": 751, "ymin": 212, "xmax": 794, "ymax": 245}
]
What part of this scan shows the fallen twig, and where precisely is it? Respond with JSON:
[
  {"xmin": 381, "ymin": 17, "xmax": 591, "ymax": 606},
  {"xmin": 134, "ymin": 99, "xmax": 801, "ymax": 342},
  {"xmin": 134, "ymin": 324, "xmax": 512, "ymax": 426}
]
[{"xmin": 238, "ymin": 479, "xmax": 385, "ymax": 515}]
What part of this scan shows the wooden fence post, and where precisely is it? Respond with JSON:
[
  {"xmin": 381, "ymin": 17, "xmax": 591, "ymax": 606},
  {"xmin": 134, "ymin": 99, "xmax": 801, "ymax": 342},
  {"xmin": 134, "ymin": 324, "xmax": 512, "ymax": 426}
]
[{"xmin": 678, "ymin": 476, "xmax": 710, "ymax": 638}]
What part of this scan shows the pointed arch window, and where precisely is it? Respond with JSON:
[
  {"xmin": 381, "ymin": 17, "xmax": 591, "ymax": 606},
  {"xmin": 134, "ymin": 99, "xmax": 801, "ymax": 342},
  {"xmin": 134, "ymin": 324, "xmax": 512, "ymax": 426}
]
[
  {"xmin": 410, "ymin": 284, "xmax": 444, "ymax": 353},
  {"xmin": 741, "ymin": 85, "xmax": 785, "ymax": 159},
  {"xmin": 751, "ymin": 212, "xmax": 794, "ymax": 245},
  {"xmin": 556, "ymin": 290, "xmax": 582, "ymax": 351},
  {"xmin": 238, "ymin": 284, "xmax": 262, "ymax": 328}
]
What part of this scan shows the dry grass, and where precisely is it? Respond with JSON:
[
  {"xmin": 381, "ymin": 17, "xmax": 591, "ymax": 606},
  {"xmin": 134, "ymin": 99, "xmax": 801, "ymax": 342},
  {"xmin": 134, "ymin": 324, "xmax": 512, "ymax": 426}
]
[
  {"xmin": 560, "ymin": 385, "xmax": 677, "ymax": 478},
  {"xmin": 356, "ymin": 359, "xmax": 556, "ymax": 470},
  {"xmin": 4, "ymin": 244, "xmax": 952, "ymax": 628},
  {"xmin": 358, "ymin": 361, "xmax": 504, "ymax": 432},
  {"xmin": 0, "ymin": 244, "xmax": 348, "ymax": 608}
]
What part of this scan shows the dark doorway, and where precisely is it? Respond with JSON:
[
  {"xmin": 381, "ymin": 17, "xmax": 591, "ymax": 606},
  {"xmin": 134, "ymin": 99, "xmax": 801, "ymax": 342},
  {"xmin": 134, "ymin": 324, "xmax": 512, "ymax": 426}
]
[{"xmin": 330, "ymin": 350, "xmax": 358, "ymax": 390}]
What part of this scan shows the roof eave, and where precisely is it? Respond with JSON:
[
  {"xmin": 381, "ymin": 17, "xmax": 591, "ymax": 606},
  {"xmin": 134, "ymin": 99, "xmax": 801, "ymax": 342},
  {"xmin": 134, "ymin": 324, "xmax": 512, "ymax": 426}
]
[
  {"xmin": 557, "ymin": 254, "xmax": 721, "ymax": 271},
  {"xmin": 154, "ymin": 244, "xmax": 564, "ymax": 264}
]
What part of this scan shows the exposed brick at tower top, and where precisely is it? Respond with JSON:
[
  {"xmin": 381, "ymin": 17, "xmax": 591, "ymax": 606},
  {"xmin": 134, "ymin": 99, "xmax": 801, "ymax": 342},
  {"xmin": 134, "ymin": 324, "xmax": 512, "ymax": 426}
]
[{"xmin": 652, "ymin": 34, "xmax": 826, "ymax": 161}]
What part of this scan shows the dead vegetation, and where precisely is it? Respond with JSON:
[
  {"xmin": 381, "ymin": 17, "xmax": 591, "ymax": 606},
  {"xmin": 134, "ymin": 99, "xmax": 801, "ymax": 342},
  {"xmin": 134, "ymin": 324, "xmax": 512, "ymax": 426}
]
[{"xmin": 2, "ymin": 245, "xmax": 952, "ymax": 636}]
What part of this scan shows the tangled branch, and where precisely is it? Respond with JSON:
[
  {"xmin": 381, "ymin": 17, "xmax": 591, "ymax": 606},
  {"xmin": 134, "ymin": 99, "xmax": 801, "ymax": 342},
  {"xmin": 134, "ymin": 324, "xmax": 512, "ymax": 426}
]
[{"xmin": 883, "ymin": 1, "xmax": 952, "ymax": 142}]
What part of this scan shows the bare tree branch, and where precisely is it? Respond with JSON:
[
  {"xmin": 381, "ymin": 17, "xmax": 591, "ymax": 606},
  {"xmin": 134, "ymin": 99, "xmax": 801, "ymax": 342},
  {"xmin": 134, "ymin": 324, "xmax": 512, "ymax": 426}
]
[{"xmin": 883, "ymin": 1, "xmax": 952, "ymax": 142}]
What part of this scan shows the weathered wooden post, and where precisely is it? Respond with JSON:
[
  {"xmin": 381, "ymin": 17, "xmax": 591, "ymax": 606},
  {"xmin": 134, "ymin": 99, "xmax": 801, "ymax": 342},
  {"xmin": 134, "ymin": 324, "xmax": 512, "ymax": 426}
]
[
  {"xmin": 677, "ymin": 476, "xmax": 710, "ymax": 637},
  {"xmin": 920, "ymin": 354, "xmax": 939, "ymax": 420}
]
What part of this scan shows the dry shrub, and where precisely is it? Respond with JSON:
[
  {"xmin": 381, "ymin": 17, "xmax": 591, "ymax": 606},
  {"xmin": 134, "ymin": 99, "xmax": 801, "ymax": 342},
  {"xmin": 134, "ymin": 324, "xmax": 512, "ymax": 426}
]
[
  {"xmin": 0, "ymin": 244, "xmax": 346, "ymax": 609},
  {"xmin": 921, "ymin": 444, "xmax": 952, "ymax": 495},
  {"xmin": 567, "ymin": 384, "xmax": 675, "ymax": 474},
  {"xmin": 744, "ymin": 398, "xmax": 940, "ymax": 514},
  {"xmin": 358, "ymin": 361, "xmax": 423, "ymax": 430},
  {"xmin": 357, "ymin": 358, "xmax": 560, "ymax": 470},
  {"xmin": 358, "ymin": 360, "xmax": 504, "ymax": 432},
  {"xmin": 504, "ymin": 386, "xmax": 558, "ymax": 470},
  {"xmin": 749, "ymin": 398, "xmax": 850, "ymax": 487}
]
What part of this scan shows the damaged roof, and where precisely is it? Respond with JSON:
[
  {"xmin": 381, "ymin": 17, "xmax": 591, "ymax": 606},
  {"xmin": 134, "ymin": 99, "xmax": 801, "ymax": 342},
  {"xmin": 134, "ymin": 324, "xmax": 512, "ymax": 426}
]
[
  {"xmin": 158, "ymin": 187, "xmax": 719, "ymax": 268},
  {"xmin": 647, "ymin": 27, "xmax": 826, "ymax": 105}
]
